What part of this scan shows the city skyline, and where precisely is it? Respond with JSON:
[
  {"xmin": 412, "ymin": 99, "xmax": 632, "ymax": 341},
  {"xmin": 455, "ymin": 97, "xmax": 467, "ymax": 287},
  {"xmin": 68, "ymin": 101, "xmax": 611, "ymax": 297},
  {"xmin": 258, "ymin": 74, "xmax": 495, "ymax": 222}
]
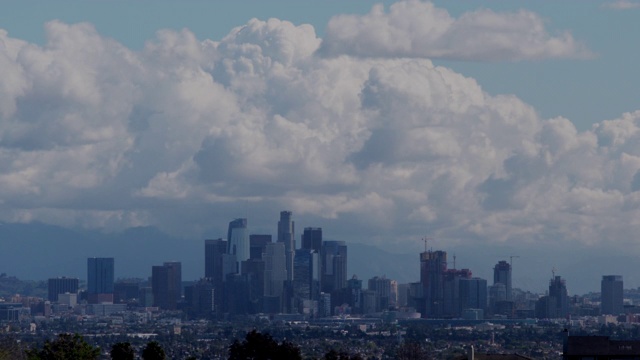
[{"xmin": 1, "ymin": 1, "xmax": 640, "ymax": 295}]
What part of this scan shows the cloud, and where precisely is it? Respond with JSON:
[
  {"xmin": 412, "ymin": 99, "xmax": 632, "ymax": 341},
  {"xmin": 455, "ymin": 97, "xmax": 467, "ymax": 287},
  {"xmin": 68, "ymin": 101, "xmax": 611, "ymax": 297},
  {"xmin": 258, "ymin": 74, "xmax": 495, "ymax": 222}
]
[
  {"xmin": 603, "ymin": 0, "xmax": 640, "ymax": 9},
  {"xmin": 0, "ymin": 15, "xmax": 638, "ymax": 256},
  {"xmin": 319, "ymin": 1, "xmax": 592, "ymax": 61}
]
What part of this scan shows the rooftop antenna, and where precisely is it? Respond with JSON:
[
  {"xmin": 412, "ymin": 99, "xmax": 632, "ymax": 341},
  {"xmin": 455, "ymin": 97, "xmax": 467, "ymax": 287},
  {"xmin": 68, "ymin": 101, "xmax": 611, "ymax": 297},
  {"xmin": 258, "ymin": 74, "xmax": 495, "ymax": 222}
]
[{"xmin": 552, "ymin": 266, "xmax": 556, "ymax": 278}]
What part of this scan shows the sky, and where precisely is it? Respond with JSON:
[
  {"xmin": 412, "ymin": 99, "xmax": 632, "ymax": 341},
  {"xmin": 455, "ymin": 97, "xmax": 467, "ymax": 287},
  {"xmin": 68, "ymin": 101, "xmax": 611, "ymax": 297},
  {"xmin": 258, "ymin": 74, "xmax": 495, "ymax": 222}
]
[{"xmin": 1, "ymin": 0, "xmax": 640, "ymax": 292}]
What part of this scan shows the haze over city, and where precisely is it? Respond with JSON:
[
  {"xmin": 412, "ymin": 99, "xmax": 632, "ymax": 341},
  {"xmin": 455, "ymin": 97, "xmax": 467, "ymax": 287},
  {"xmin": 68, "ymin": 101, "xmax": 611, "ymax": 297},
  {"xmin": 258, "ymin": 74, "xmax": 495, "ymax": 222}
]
[{"xmin": 1, "ymin": 0, "xmax": 640, "ymax": 295}]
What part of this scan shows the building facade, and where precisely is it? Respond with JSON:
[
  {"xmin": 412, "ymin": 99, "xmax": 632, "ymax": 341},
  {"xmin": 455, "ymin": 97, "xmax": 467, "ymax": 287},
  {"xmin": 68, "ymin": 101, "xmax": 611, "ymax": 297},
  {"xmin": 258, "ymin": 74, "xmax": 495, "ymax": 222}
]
[
  {"xmin": 47, "ymin": 277, "xmax": 79, "ymax": 302},
  {"xmin": 493, "ymin": 260, "xmax": 512, "ymax": 301},
  {"xmin": 277, "ymin": 211, "xmax": 295, "ymax": 282},
  {"xmin": 87, "ymin": 257, "xmax": 114, "ymax": 304},
  {"xmin": 228, "ymin": 218, "xmax": 249, "ymax": 271},
  {"xmin": 601, "ymin": 275, "xmax": 623, "ymax": 315}
]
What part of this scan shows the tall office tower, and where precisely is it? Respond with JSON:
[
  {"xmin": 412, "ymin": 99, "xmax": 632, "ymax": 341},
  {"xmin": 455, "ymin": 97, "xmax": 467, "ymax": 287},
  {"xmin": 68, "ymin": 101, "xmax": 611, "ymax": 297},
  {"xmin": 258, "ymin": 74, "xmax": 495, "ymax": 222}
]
[
  {"xmin": 263, "ymin": 242, "xmax": 288, "ymax": 312},
  {"xmin": 87, "ymin": 257, "xmax": 114, "ymax": 304},
  {"xmin": 302, "ymin": 227, "xmax": 322, "ymax": 252},
  {"xmin": 493, "ymin": 260, "xmax": 512, "ymax": 301},
  {"xmin": 294, "ymin": 249, "xmax": 320, "ymax": 303},
  {"xmin": 241, "ymin": 259, "xmax": 266, "ymax": 314},
  {"xmin": 184, "ymin": 278, "xmax": 215, "ymax": 317},
  {"xmin": 321, "ymin": 241, "xmax": 348, "ymax": 293},
  {"xmin": 390, "ymin": 280, "xmax": 398, "ymax": 307},
  {"xmin": 205, "ymin": 239, "xmax": 228, "ymax": 279},
  {"xmin": 459, "ymin": 277, "xmax": 488, "ymax": 311},
  {"xmin": 113, "ymin": 281, "xmax": 140, "ymax": 303},
  {"xmin": 489, "ymin": 283, "xmax": 507, "ymax": 312},
  {"xmin": 277, "ymin": 211, "xmax": 295, "ymax": 282},
  {"xmin": 368, "ymin": 276, "xmax": 392, "ymax": 312},
  {"xmin": 152, "ymin": 262, "xmax": 182, "ymax": 310},
  {"xmin": 442, "ymin": 268, "xmax": 472, "ymax": 317},
  {"xmin": 249, "ymin": 234, "xmax": 272, "ymax": 260},
  {"xmin": 205, "ymin": 239, "xmax": 233, "ymax": 313},
  {"xmin": 48, "ymin": 277, "xmax": 79, "ymax": 302},
  {"xmin": 601, "ymin": 275, "xmax": 623, "ymax": 315},
  {"xmin": 548, "ymin": 275, "xmax": 569, "ymax": 318},
  {"xmin": 228, "ymin": 218, "xmax": 249, "ymax": 272},
  {"xmin": 420, "ymin": 250, "xmax": 447, "ymax": 318}
]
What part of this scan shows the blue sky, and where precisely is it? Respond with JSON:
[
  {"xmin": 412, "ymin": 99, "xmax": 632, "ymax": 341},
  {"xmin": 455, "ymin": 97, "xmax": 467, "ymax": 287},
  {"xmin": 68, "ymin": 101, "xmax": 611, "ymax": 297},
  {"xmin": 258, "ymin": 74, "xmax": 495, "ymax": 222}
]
[{"xmin": 1, "ymin": 0, "xmax": 640, "ymax": 292}]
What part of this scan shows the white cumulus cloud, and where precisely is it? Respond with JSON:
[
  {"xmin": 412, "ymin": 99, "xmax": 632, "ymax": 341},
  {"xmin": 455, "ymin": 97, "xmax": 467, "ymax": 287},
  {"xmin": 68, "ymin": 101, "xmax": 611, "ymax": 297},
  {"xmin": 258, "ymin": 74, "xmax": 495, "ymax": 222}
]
[
  {"xmin": 319, "ymin": 1, "xmax": 592, "ymax": 61},
  {"xmin": 0, "ymin": 12, "xmax": 638, "ymax": 255}
]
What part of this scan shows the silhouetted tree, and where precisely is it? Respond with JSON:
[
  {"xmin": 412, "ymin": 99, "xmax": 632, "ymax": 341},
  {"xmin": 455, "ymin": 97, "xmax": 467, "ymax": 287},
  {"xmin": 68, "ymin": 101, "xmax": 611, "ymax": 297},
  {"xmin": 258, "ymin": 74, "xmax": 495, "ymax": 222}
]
[
  {"xmin": 228, "ymin": 330, "xmax": 302, "ymax": 360},
  {"xmin": 323, "ymin": 349, "xmax": 363, "ymax": 360},
  {"xmin": 396, "ymin": 341, "xmax": 429, "ymax": 360},
  {"xmin": 26, "ymin": 333, "xmax": 99, "ymax": 360},
  {"xmin": 110, "ymin": 342, "xmax": 135, "ymax": 360},
  {"xmin": 0, "ymin": 336, "xmax": 26, "ymax": 360},
  {"xmin": 141, "ymin": 341, "xmax": 166, "ymax": 360}
]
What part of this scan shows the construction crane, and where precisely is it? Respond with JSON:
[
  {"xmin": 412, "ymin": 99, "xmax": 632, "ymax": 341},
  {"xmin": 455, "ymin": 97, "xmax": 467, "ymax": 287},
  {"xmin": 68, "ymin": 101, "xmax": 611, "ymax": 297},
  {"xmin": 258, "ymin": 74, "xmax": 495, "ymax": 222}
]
[
  {"xmin": 509, "ymin": 255, "xmax": 520, "ymax": 268},
  {"xmin": 422, "ymin": 236, "xmax": 434, "ymax": 252}
]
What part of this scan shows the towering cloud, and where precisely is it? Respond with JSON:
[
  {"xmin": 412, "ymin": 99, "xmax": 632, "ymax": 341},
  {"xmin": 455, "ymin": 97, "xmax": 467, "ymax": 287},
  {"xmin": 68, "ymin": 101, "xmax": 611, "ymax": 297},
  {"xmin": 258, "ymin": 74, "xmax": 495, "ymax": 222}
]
[{"xmin": 0, "ymin": 3, "xmax": 638, "ymax": 253}]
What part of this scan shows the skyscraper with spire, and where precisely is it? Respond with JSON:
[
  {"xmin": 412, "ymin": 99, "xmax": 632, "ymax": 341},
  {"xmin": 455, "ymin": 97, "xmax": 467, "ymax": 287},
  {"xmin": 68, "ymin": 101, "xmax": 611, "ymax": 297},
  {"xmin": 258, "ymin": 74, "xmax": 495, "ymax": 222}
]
[{"xmin": 277, "ymin": 211, "xmax": 295, "ymax": 282}]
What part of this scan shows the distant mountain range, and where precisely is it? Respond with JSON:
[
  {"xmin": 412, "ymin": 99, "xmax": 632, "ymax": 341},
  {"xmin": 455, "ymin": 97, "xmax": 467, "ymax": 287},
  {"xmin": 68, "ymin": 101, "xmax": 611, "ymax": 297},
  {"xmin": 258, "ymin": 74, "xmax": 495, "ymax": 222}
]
[
  {"xmin": 3, "ymin": 222, "xmax": 640, "ymax": 295},
  {"xmin": 0, "ymin": 222, "xmax": 418, "ymax": 285}
]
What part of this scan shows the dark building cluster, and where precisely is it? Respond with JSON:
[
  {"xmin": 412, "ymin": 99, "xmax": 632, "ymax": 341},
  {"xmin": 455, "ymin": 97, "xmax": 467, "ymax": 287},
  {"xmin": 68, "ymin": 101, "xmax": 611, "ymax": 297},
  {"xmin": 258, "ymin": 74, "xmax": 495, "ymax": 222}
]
[{"xmin": 11, "ymin": 210, "xmax": 625, "ymax": 324}]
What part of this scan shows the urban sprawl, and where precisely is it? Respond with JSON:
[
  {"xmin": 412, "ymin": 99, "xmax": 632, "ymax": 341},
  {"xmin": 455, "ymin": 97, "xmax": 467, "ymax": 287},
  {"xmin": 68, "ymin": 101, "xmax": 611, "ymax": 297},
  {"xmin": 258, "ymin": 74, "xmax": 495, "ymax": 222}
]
[{"xmin": 1, "ymin": 211, "xmax": 638, "ymax": 359}]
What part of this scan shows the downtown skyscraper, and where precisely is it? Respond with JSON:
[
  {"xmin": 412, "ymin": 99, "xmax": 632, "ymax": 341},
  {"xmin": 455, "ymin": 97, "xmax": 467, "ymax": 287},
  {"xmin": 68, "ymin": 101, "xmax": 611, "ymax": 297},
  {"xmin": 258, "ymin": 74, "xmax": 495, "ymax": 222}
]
[
  {"xmin": 601, "ymin": 275, "xmax": 623, "ymax": 315},
  {"xmin": 152, "ymin": 262, "xmax": 182, "ymax": 310},
  {"xmin": 277, "ymin": 211, "xmax": 295, "ymax": 282},
  {"xmin": 87, "ymin": 257, "xmax": 114, "ymax": 304},
  {"xmin": 419, "ymin": 250, "xmax": 447, "ymax": 318},
  {"xmin": 493, "ymin": 260, "xmax": 512, "ymax": 301},
  {"xmin": 302, "ymin": 227, "xmax": 322, "ymax": 252},
  {"xmin": 228, "ymin": 218, "xmax": 249, "ymax": 272}
]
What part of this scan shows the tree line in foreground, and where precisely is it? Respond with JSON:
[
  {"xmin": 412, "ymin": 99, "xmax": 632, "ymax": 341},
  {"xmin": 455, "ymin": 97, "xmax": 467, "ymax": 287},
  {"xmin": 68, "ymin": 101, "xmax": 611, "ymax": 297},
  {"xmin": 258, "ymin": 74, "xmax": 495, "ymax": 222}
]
[{"xmin": 2, "ymin": 330, "xmax": 429, "ymax": 360}]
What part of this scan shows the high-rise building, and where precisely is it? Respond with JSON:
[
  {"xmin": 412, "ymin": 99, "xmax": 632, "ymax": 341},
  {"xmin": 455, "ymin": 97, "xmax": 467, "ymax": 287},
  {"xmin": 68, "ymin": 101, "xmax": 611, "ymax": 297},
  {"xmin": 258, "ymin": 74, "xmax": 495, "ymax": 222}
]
[
  {"xmin": 493, "ymin": 260, "xmax": 512, "ymax": 301},
  {"xmin": 48, "ymin": 277, "xmax": 79, "ymax": 302},
  {"xmin": 228, "ymin": 218, "xmax": 249, "ymax": 271},
  {"xmin": 420, "ymin": 250, "xmax": 447, "ymax": 318},
  {"xmin": 489, "ymin": 283, "xmax": 507, "ymax": 313},
  {"xmin": 442, "ymin": 269, "xmax": 472, "ymax": 317},
  {"xmin": 321, "ymin": 241, "xmax": 348, "ymax": 293},
  {"xmin": 549, "ymin": 275, "xmax": 569, "ymax": 318},
  {"xmin": 185, "ymin": 278, "xmax": 215, "ymax": 317},
  {"xmin": 205, "ymin": 239, "xmax": 228, "ymax": 280},
  {"xmin": 294, "ymin": 249, "xmax": 320, "ymax": 303},
  {"xmin": 249, "ymin": 234, "xmax": 272, "ymax": 260},
  {"xmin": 277, "ymin": 211, "xmax": 295, "ymax": 282},
  {"xmin": 241, "ymin": 259, "xmax": 266, "ymax": 314},
  {"xmin": 302, "ymin": 227, "xmax": 322, "ymax": 252},
  {"xmin": 601, "ymin": 275, "xmax": 623, "ymax": 315},
  {"xmin": 205, "ymin": 239, "xmax": 233, "ymax": 314},
  {"xmin": 459, "ymin": 277, "xmax": 488, "ymax": 311},
  {"xmin": 152, "ymin": 262, "xmax": 182, "ymax": 310},
  {"xmin": 113, "ymin": 281, "xmax": 140, "ymax": 304},
  {"xmin": 263, "ymin": 242, "xmax": 288, "ymax": 313},
  {"xmin": 87, "ymin": 257, "xmax": 114, "ymax": 304},
  {"xmin": 368, "ymin": 276, "xmax": 392, "ymax": 312}
]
